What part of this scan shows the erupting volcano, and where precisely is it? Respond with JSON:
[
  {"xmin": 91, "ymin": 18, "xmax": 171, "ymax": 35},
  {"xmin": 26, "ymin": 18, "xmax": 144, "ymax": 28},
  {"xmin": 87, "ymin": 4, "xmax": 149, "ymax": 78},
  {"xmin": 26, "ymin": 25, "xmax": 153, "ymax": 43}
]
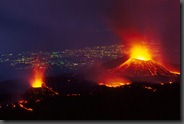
[
  {"xmin": 21, "ymin": 60, "xmax": 58, "ymax": 110},
  {"xmin": 110, "ymin": 44, "xmax": 179, "ymax": 84},
  {"xmin": 130, "ymin": 44, "xmax": 152, "ymax": 61},
  {"xmin": 30, "ymin": 63, "xmax": 45, "ymax": 88},
  {"xmin": 114, "ymin": 58, "xmax": 174, "ymax": 77}
]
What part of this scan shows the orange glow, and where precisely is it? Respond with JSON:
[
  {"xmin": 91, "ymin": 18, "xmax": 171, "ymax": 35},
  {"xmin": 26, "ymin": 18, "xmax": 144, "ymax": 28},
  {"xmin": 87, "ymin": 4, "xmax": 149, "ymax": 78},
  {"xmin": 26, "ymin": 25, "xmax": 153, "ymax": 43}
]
[
  {"xmin": 171, "ymin": 71, "xmax": 180, "ymax": 75},
  {"xmin": 99, "ymin": 77, "xmax": 131, "ymax": 88},
  {"xmin": 43, "ymin": 84, "xmax": 59, "ymax": 95},
  {"xmin": 18, "ymin": 100, "xmax": 33, "ymax": 111},
  {"xmin": 18, "ymin": 100, "xmax": 28, "ymax": 104},
  {"xmin": 143, "ymin": 86, "xmax": 157, "ymax": 92},
  {"xmin": 30, "ymin": 62, "xmax": 46, "ymax": 88},
  {"xmin": 99, "ymin": 82, "xmax": 130, "ymax": 88},
  {"xmin": 19, "ymin": 103, "xmax": 33, "ymax": 112},
  {"xmin": 31, "ymin": 68, "xmax": 44, "ymax": 88},
  {"xmin": 169, "ymin": 81, "xmax": 173, "ymax": 84},
  {"xmin": 130, "ymin": 44, "xmax": 152, "ymax": 61},
  {"xmin": 32, "ymin": 76, "xmax": 43, "ymax": 88}
]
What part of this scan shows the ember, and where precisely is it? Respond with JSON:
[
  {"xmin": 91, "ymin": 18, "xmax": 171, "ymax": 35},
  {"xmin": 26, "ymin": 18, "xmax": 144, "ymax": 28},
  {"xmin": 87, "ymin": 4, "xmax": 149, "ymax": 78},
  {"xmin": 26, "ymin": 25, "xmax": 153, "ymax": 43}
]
[{"xmin": 143, "ymin": 86, "xmax": 157, "ymax": 92}]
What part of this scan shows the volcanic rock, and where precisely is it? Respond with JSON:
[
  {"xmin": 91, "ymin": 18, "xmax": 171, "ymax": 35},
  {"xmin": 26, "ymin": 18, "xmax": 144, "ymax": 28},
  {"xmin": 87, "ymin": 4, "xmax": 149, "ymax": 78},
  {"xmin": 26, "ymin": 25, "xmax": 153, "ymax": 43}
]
[
  {"xmin": 110, "ymin": 58, "xmax": 179, "ymax": 84},
  {"xmin": 23, "ymin": 84, "xmax": 58, "ymax": 102}
]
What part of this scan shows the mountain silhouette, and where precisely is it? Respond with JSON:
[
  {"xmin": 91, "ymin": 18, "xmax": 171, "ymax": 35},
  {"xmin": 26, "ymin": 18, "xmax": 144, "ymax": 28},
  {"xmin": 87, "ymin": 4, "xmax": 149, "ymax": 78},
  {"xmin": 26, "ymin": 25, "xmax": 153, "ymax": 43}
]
[{"xmin": 110, "ymin": 58, "xmax": 179, "ymax": 84}]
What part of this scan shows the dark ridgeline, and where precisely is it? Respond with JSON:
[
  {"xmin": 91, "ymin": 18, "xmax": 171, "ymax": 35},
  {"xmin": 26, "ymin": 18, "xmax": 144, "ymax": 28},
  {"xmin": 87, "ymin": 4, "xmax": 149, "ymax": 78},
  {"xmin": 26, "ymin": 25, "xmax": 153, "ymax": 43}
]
[
  {"xmin": 0, "ymin": 57, "xmax": 180, "ymax": 120},
  {"xmin": 0, "ymin": 76, "xmax": 180, "ymax": 120}
]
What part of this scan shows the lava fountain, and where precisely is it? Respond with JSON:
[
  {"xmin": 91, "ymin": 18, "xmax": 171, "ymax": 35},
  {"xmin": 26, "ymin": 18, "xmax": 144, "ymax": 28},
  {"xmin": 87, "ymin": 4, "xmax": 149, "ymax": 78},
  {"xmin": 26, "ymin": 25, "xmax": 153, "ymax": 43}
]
[
  {"xmin": 30, "ymin": 62, "xmax": 46, "ymax": 88},
  {"xmin": 130, "ymin": 44, "xmax": 152, "ymax": 61},
  {"xmin": 110, "ymin": 42, "xmax": 179, "ymax": 84},
  {"xmin": 31, "ymin": 68, "xmax": 44, "ymax": 88}
]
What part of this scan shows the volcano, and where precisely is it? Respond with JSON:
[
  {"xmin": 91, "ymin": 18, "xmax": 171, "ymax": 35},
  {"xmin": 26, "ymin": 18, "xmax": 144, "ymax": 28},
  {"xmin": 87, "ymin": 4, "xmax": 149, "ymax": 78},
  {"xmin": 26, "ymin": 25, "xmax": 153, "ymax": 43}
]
[
  {"xmin": 110, "ymin": 58, "xmax": 179, "ymax": 84},
  {"xmin": 23, "ymin": 83, "xmax": 59, "ymax": 102}
]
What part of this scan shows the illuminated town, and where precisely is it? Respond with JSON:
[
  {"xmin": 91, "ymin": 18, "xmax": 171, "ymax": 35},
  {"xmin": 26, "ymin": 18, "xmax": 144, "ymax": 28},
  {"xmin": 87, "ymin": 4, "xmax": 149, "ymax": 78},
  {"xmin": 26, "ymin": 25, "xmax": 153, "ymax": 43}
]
[
  {"xmin": 0, "ymin": 43, "xmax": 180, "ymax": 120},
  {"xmin": 0, "ymin": 0, "xmax": 180, "ymax": 120},
  {"xmin": 0, "ymin": 43, "xmax": 162, "ymax": 73},
  {"xmin": 0, "ymin": 44, "xmax": 124, "ymax": 71}
]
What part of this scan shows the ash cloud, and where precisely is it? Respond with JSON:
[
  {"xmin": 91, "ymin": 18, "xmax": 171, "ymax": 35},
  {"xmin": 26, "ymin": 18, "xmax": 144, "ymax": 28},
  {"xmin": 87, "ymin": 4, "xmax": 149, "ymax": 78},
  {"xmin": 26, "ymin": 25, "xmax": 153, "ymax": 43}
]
[{"xmin": 101, "ymin": 0, "xmax": 180, "ymax": 64}]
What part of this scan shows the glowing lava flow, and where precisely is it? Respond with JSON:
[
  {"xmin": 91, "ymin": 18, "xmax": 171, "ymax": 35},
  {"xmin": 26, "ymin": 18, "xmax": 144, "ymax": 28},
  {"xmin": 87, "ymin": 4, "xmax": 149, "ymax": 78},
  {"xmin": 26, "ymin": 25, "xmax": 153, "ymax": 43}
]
[
  {"xmin": 99, "ymin": 81, "xmax": 130, "ymax": 88},
  {"xmin": 100, "ymin": 44, "xmax": 154, "ymax": 87},
  {"xmin": 99, "ymin": 76, "xmax": 131, "ymax": 88},
  {"xmin": 130, "ymin": 44, "xmax": 152, "ymax": 61},
  {"xmin": 18, "ymin": 100, "xmax": 33, "ymax": 112},
  {"xmin": 171, "ymin": 71, "xmax": 180, "ymax": 75}
]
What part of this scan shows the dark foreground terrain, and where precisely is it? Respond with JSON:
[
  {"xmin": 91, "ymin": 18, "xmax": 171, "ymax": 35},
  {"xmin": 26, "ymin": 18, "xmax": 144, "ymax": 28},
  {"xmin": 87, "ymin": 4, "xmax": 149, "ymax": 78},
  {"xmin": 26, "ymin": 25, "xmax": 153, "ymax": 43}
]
[{"xmin": 0, "ymin": 75, "xmax": 180, "ymax": 120}]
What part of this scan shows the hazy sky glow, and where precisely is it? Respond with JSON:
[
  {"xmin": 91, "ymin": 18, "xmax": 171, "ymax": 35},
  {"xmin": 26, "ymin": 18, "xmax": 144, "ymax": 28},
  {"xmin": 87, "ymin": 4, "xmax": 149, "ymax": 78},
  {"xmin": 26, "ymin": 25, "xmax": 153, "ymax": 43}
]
[{"xmin": 0, "ymin": 0, "xmax": 180, "ymax": 64}]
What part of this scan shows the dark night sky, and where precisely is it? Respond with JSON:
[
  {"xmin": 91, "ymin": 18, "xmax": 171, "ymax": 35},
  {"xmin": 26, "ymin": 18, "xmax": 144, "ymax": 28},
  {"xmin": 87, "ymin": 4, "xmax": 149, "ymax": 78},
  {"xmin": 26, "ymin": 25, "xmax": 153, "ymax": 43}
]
[{"xmin": 0, "ymin": 0, "xmax": 180, "ymax": 64}]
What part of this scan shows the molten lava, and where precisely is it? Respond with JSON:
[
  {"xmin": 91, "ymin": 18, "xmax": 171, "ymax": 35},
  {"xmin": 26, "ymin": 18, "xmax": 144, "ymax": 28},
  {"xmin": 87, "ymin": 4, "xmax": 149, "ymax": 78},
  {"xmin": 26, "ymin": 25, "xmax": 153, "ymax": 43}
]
[
  {"xmin": 108, "ymin": 42, "xmax": 180, "ymax": 84},
  {"xmin": 113, "ymin": 58, "xmax": 175, "ymax": 77},
  {"xmin": 99, "ymin": 81, "xmax": 130, "ymax": 88},
  {"xmin": 130, "ymin": 44, "xmax": 152, "ymax": 61},
  {"xmin": 31, "ymin": 69, "xmax": 44, "ymax": 88},
  {"xmin": 171, "ymin": 71, "xmax": 180, "ymax": 75},
  {"xmin": 99, "ymin": 76, "xmax": 131, "ymax": 88},
  {"xmin": 31, "ymin": 64, "xmax": 46, "ymax": 88}
]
